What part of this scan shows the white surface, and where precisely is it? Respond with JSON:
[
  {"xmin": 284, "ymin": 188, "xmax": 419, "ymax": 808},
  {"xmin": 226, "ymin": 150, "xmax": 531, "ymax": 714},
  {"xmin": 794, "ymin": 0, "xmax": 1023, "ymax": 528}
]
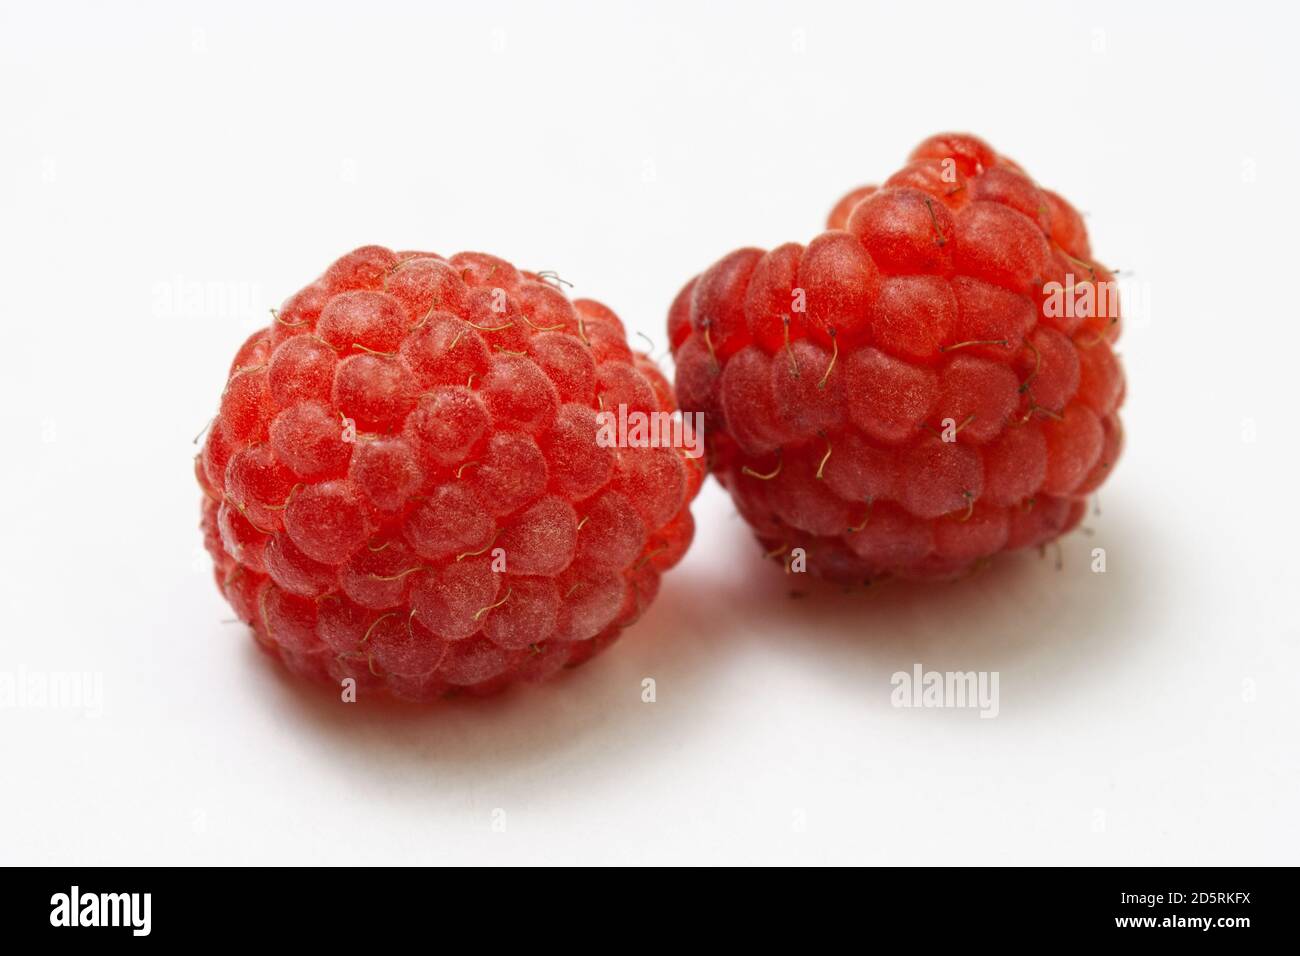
[{"xmin": 2, "ymin": 0, "xmax": 1297, "ymax": 866}]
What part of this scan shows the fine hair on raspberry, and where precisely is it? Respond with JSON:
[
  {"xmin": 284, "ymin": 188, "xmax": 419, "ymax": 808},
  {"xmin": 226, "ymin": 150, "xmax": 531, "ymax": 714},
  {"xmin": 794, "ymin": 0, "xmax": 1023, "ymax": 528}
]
[
  {"xmin": 669, "ymin": 133, "xmax": 1124, "ymax": 584},
  {"xmin": 199, "ymin": 246, "xmax": 702, "ymax": 702}
]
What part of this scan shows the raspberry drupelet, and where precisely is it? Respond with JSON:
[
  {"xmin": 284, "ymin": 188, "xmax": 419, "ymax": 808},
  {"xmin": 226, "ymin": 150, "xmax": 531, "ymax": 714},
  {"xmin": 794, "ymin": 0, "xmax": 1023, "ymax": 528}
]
[
  {"xmin": 669, "ymin": 133, "xmax": 1124, "ymax": 583},
  {"xmin": 199, "ymin": 246, "xmax": 701, "ymax": 701}
]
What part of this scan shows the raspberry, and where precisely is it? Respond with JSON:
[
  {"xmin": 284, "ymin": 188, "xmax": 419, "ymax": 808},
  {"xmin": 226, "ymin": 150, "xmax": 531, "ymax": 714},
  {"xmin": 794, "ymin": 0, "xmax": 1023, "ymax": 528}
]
[
  {"xmin": 669, "ymin": 133, "xmax": 1124, "ymax": 583},
  {"xmin": 200, "ymin": 247, "xmax": 700, "ymax": 701}
]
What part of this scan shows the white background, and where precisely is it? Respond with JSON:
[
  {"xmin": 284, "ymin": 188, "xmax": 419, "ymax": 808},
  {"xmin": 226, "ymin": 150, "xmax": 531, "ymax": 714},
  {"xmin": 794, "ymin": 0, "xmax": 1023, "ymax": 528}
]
[{"xmin": 2, "ymin": 0, "xmax": 1297, "ymax": 866}]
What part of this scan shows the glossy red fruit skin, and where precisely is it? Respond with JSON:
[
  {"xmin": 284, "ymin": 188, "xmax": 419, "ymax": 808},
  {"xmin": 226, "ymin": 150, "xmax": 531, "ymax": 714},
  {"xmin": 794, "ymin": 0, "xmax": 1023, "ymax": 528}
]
[
  {"xmin": 669, "ymin": 134, "xmax": 1124, "ymax": 583},
  {"xmin": 200, "ymin": 247, "xmax": 701, "ymax": 701}
]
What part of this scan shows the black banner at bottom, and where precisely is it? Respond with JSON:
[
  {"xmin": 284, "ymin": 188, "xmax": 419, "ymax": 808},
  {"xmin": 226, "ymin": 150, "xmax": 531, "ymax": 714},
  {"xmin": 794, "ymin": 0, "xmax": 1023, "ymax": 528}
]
[{"xmin": 1, "ymin": 866, "xmax": 1287, "ymax": 943}]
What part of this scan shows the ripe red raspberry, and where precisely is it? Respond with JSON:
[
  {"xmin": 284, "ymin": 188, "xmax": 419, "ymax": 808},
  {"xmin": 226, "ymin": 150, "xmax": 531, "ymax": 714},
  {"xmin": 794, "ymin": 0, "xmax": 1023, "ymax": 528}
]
[
  {"xmin": 199, "ymin": 246, "xmax": 701, "ymax": 701},
  {"xmin": 669, "ymin": 133, "xmax": 1124, "ymax": 583}
]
